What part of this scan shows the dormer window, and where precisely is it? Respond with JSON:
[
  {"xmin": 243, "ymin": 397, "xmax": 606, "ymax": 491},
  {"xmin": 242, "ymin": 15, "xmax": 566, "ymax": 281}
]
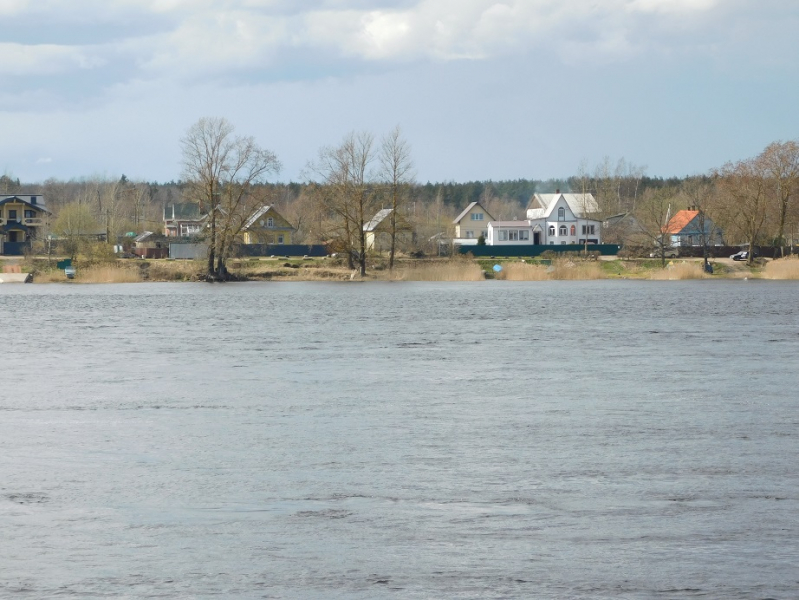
[{"xmin": 30, "ymin": 196, "xmax": 37, "ymax": 204}]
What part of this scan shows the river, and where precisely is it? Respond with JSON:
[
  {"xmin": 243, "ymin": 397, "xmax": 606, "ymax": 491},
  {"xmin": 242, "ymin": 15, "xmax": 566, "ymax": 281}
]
[{"xmin": 1, "ymin": 280, "xmax": 797, "ymax": 598}]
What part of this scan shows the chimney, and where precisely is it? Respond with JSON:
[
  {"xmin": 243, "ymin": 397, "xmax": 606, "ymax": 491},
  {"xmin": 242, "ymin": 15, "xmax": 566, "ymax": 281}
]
[{"xmin": 555, "ymin": 188, "xmax": 560, "ymax": 194}]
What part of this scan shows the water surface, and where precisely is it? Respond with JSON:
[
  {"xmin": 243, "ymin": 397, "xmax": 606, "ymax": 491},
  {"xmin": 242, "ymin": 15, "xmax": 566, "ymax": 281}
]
[{"xmin": 1, "ymin": 281, "xmax": 797, "ymax": 598}]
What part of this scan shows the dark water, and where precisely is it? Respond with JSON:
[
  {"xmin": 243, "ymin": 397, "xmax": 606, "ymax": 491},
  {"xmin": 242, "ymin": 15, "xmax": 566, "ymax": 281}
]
[{"xmin": 1, "ymin": 281, "xmax": 798, "ymax": 599}]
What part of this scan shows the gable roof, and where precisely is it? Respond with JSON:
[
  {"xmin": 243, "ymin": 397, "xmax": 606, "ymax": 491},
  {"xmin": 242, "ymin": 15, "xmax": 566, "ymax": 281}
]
[
  {"xmin": 242, "ymin": 205, "xmax": 294, "ymax": 231},
  {"xmin": 364, "ymin": 208, "xmax": 393, "ymax": 232},
  {"xmin": 529, "ymin": 193, "xmax": 598, "ymax": 217},
  {"xmin": 0, "ymin": 195, "xmax": 50, "ymax": 213},
  {"xmin": 664, "ymin": 210, "xmax": 699, "ymax": 234},
  {"xmin": 453, "ymin": 201, "xmax": 494, "ymax": 224}
]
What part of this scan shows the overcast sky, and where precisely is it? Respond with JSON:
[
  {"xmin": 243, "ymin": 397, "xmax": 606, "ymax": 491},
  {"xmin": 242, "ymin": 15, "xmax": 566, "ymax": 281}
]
[{"xmin": 1, "ymin": 0, "xmax": 797, "ymax": 184}]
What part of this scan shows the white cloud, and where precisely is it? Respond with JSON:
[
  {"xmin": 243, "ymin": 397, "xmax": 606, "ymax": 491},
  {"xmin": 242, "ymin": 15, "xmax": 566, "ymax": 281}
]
[
  {"xmin": 0, "ymin": 0, "xmax": 791, "ymax": 90},
  {"xmin": 0, "ymin": 42, "xmax": 106, "ymax": 75}
]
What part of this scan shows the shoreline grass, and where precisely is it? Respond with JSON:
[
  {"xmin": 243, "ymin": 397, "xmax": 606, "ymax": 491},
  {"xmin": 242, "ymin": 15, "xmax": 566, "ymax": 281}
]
[{"xmin": 17, "ymin": 255, "xmax": 799, "ymax": 283}]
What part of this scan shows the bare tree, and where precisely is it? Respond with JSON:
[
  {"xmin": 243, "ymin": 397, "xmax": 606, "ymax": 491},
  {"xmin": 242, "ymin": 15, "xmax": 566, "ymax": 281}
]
[
  {"xmin": 635, "ymin": 186, "xmax": 679, "ymax": 267},
  {"xmin": 757, "ymin": 140, "xmax": 799, "ymax": 257},
  {"xmin": 52, "ymin": 202, "xmax": 100, "ymax": 259},
  {"xmin": 181, "ymin": 117, "xmax": 281, "ymax": 280},
  {"xmin": 680, "ymin": 177, "xmax": 721, "ymax": 270},
  {"xmin": 309, "ymin": 131, "xmax": 377, "ymax": 276},
  {"xmin": 715, "ymin": 158, "xmax": 769, "ymax": 266},
  {"xmin": 378, "ymin": 126, "xmax": 414, "ymax": 270}
]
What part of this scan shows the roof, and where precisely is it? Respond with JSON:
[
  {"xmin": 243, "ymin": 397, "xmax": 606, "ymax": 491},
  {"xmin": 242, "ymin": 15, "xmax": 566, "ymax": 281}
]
[
  {"xmin": 0, "ymin": 195, "xmax": 50, "ymax": 213},
  {"xmin": 134, "ymin": 231, "xmax": 154, "ymax": 243},
  {"xmin": 242, "ymin": 205, "xmax": 294, "ymax": 230},
  {"xmin": 453, "ymin": 201, "xmax": 494, "ymax": 224},
  {"xmin": 529, "ymin": 193, "xmax": 598, "ymax": 217},
  {"xmin": 488, "ymin": 220, "xmax": 531, "ymax": 227},
  {"xmin": 164, "ymin": 202, "xmax": 204, "ymax": 221},
  {"xmin": 364, "ymin": 208, "xmax": 393, "ymax": 232},
  {"xmin": 664, "ymin": 210, "xmax": 699, "ymax": 234}
]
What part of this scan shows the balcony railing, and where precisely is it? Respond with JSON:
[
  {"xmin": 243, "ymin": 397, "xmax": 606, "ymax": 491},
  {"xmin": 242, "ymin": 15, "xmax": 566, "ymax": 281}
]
[{"xmin": 0, "ymin": 217, "xmax": 43, "ymax": 226}]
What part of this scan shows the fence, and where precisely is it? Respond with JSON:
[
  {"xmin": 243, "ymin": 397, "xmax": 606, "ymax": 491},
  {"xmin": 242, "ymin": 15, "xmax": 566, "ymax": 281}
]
[
  {"xmin": 457, "ymin": 244, "xmax": 620, "ymax": 258},
  {"xmin": 235, "ymin": 244, "xmax": 329, "ymax": 257}
]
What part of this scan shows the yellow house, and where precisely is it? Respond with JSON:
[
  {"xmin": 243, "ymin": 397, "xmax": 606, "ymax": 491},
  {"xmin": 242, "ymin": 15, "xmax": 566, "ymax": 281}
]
[
  {"xmin": 241, "ymin": 205, "xmax": 295, "ymax": 245},
  {"xmin": 0, "ymin": 194, "xmax": 49, "ymax": 255},
  {"xmin": 453, "ymin": 201, "xmax": 494, "ymax": 241}
]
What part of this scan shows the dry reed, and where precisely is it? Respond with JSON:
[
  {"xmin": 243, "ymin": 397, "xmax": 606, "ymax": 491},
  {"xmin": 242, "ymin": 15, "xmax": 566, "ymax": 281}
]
[
  {"xmin": 763, "ymin": 256, "xmax": 799, "ymax": 280},
  {"xmin": 497, "ymin": 262, "xmax": 550, "ymax": 281},
  {"xmin": 75, "ymin": 265, "xmax": 143, "ymax": 283},
  {"xmin": 146, "ymin": 260, "xmax": 203, "ymax": 281},
  {"xmin": 649, "ymin": 262, "xmax": 708, "ymax": 280},
  {"xmin": 548, "ymin": 259, "xmax": 605, "ymax": 280},
  {"xmin": 398, "ymin": 261, "xmax": 485, "ymax": 281}
]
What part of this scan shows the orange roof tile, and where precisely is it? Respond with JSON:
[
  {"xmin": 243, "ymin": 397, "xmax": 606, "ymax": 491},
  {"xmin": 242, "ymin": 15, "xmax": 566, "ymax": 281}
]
[{"xmin": 664, "ymin": 210, "xmax": 698, "ymax": 234}]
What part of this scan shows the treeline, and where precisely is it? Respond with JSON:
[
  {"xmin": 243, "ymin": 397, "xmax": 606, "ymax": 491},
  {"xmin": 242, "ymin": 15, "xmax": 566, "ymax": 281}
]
[{"xmin": 3, "ymin": 125, "xmax": 797, "ymax": 272}]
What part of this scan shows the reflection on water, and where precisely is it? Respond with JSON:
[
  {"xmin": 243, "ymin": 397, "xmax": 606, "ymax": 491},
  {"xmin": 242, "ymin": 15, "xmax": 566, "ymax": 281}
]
[{"xmin": 1, "ymin": 281, "xmax": 798, "ymax": 598}]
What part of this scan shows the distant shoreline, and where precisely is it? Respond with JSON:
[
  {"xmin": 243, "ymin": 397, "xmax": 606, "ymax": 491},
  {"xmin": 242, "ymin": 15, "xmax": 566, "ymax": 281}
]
[{"xmin": 3, "ymin": 255, "xmax": 797, "ymax": 283}]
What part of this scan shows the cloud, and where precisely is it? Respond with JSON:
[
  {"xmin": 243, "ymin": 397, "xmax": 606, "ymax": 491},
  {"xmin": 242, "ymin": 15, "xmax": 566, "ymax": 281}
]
[
  {"xmin": 0, "ymin": 42, "xmax": 106, "ymax": 75},
  {"xmin": 0, "ymin": 0, "xmax": 793, "ymax": 95}
]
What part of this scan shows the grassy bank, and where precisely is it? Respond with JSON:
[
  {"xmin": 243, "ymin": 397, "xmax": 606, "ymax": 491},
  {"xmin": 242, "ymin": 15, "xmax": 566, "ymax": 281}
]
[{"xmin": 11, "ymin": 254, "xmax": 799, "ymax": 283}]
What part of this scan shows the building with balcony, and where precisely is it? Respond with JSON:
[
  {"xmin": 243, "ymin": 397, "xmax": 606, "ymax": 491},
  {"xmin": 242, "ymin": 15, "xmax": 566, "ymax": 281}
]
[{"xmin": 0, "ymin": 194, "xmax": 49, "ymax": 255}]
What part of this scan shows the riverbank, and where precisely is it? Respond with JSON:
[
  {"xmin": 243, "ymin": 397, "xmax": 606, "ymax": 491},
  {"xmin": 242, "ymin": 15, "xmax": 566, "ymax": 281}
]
[{"xmin": 3, "ymin": 254, "xmax": 799, "ymax": 283}]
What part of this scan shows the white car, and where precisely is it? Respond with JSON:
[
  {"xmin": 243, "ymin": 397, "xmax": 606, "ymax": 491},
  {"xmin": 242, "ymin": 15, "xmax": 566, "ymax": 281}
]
[{"xmin": 650, "ymin": 248, "xmax": 679, "ymax": 258}]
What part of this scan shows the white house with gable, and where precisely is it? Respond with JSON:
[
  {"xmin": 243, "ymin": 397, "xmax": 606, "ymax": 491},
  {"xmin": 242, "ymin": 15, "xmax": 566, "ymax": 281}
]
[{"xmin": 484, "ymin": 192, "xmax": 602, "ymax": 246}]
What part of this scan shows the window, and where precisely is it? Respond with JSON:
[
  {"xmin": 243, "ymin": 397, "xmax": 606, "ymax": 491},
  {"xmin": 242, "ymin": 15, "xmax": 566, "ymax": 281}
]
[
  {"xmin": 559, "ymin": 225, "xmax": 567, "ymax": 236},
  {"xmin": 267, "ymin": 217, "xmax": 274, "ymax": 227},
  {"xmin": 582, "ymin": 224, "xmax": 595, "ymax": 235},
  {"xmin": 498, "ymin": 230, "xmax": 508, "ymax": 241},
  {"xmin": 30, "ymin": 196, "xmax": 37, "ymax": 204},
  {"xmin": 277, "ymin": 235, "xmax": 284, "ymax": 244},
  {"xmin": 548, "ymin": 225, "xmax": 555, "ymax": 236},
  {"xmin": 558, "ymin": 207, "xmax": 565, "ymax": 221},
  {"xmin": 9, "ymin": 209, "xmax": 17, "ymax": 220},
  {"xmin": 519, "ymin": 230, "xmax": 530, "ymax": 241},
  {"xmin": 508, "ymin": 230, "xmax": 519, "ymax": 241},
  {"xmin": 570, "ymin": 225, "xmax": 576, "ymax": 236},
  {"xmin": 25, "ymin": 210, "xmax": 35, "ymax": 219},
  {"xmin": 471, "ymin": 213, "xmax": 484, "ymax": 221},
  {"xmin": 466, "ymin": 230, "xmax": 474, "ymax": 238}
]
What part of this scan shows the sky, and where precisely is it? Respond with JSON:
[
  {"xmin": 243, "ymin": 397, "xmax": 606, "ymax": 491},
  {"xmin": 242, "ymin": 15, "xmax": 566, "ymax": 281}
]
[{"xmin": 1, "ymin": 0, "xmax": 798, "ymax": 185}]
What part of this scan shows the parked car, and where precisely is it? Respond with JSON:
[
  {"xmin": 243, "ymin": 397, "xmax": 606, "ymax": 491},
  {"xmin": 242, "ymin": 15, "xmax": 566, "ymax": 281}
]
[
  {"xmin": 650, "ymin": 247, "xmax": 679, "ymax": 258},
  {"xmin": 731, "ymin": 250, "xmax": 748, "ymax": 261}
]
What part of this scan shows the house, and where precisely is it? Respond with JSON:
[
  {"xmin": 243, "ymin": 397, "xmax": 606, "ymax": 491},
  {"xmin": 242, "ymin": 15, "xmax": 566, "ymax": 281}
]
[
  {"xmin": 484, "ymin": 192, "xmax": 601, "ymax": 246},
  {"xmin": 363, "ymin": 208, "xmax": 414, "ymax": 251},
  {"xmin": 241, "ymin": 205, "xmax": 295, "ymax": 245},
  {"xmin": 664, "ymin": 208, "xmax": 723, "ymax": 247},
  {"xmin": 133, "ymin": 231, "xmax": 169, "ymax": 259},
  {"xmin": 602, "ymin": 212, "xmax": 643, "ymax": 246},
  {"xmin": 0, "ymin": 194, "xmax": 49, "ymax": 255},
  {"xmin": 527, "ymin": 191, "xmax": 599, "ymax": 219},
  {"xmin": 453, "ymin": 202, "xmax": 494, "ymax": 244},
  {"xmin": 164, "ymin": 203, "xmax": 206, "ymax": 237}
]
